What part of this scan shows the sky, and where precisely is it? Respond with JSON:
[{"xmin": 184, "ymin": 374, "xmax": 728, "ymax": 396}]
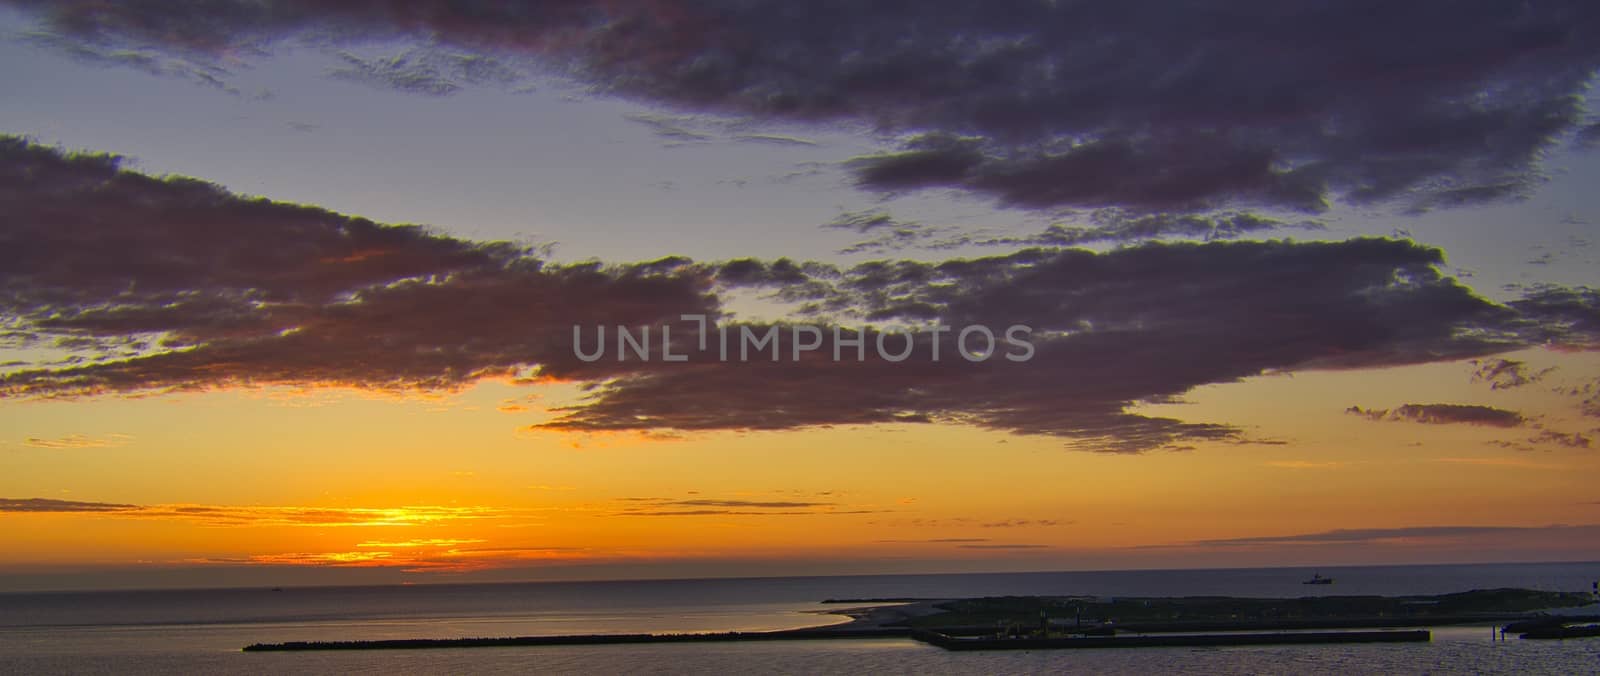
[{"xmin": 1, "ymin": 0, "xmax": 1599, "ymax": 591}]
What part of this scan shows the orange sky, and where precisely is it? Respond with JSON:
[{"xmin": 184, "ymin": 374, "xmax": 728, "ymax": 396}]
[{"xmin": 5, "ymin": 347, "xmax": 1597, "ymax": 589}]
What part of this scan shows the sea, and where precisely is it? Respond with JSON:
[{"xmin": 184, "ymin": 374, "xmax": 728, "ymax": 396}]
[{"xmin": 2, "ymin": 562, "xmax": 1598, "ymax": 675}]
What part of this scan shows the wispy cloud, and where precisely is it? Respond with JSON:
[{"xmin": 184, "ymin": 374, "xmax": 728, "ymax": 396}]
[
  {"xmin": 0, "ymin": 498, "xmax": 138, "ymax": 513},
  {"xmin": 657, "ymin": 500, "xmax": 831, "ymax": 509},
  {"xmin": 1486, "ymin": 429, "xmax": 1596, "ymax": 451},
  {"xmin": 354, "ymin": 539, "xmax": 487, "ymax": 548},
  {"xmin": 326, "ymin": 48, "xmax": 521, "ymax": 97},
  {"xmin": 979, "ymin": 519, "xmax": 1066, "ymax": 528},
  {"xmin": 614, "ymin": 509, "xmax": 884, "ymax": 517},
  {"xmin": 1264, "ymin": 460, "xmax": 1348, "ymax": 470},
  {"xmin": 21, "ymin": 433, "xmax": 132, "ymax": 449},
  {"xmin": 1434, "ymin": 457, "xmax": 1567, "ymax": 470},
  {"xmin": 623, "ymin": 113, "xmax": 819, "ymax": 149},
  {"xmin": 877, "ymin": 538, "xmax": 991, "ymax": 544},
  {"xmin": 201, "ymin": 542, "xmax": 593, "ymax": 573},
  {"xmin": 1169, "ymin": 524, "xmax": 1600, "ymax": 548},
  {"xmin": 1469, "ymin": 358, "xmax": 1555, "ymax": 390},
  {"xmin": 607, "ymin": 495, "xmax": 885, "ymax": 518},
  {"xmin": 0, "ymin": 497, "xmax": 502, "ymax": 527}
]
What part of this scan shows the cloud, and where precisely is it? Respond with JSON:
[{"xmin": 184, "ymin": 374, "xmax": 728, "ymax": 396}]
[
  {"xmin": 609, "ymin": 496, "xmax": 880, "ymax": 517},
  {"xmin": 659, "ymin": 500, "xmax": 830, "ymax": 508},
  {"xmin": 821, "ymin": 210, "xmax": 971, "ymax": 256},
  {"xmin": 1183, "ymin": 524, "xmax": 1600, "ymax": 547},
  {"xmin": 0, "ymin": 498, "xmax": 138, "ymax": 513},
  {"xmin": 539, "ymin": 239, "xmax": 1541, "ymax": 452},
  {"xmin": 1528, "ymin": 429, "xmax": 1593, "ymax": 449},
  {"xmin": 1485, "ymin": 429, "xmax": 1595, "ymax": 452},
  {"xmin": 614, "ymin": 498, "xmax": 833, "ymax": 508},
  {"xmin": 624, "ymin": 112, "xmax": 718, "ymax": 145},
  {"xmin": 238, "ymin": 551, "xmax": 396, "ymax": 567},
  {"xmin": 20, "ymin": 433, "xmax": 131, "ymax": 449},
  {"xmin": 17, "ymin": 31, "xmax": 240, "ymax": 94},
  {"xmin": 731, "ymin": 133, "xmax": 818, "ymax": 147},
  {"xmin": 1551, "ymin": 379, "xmax": 1600, "ymax": 419},
  {"xmin": 852, "ymin": 132, "xmax": 1327, "ymax": 212},
  {"xmin": 1346, "ymin": 403, "xmax": 1526, "ymax": 427},
  {"xmin": 877, "ymin": 538, "xmax": 991, "ymax": 544},
  {"xmin": 957, "ymin": 544, "xmax": 1051, "ymax": 550},
  {"xmin": 197, "ymin": 542, "xmax": 592, "ymax": 572},
  {"xmin": 11, "ymin": 0, "xmax": 1599, "ymax": 214},
  {"xmin": 979, "ymin": 519, "xmax": 1064, "ymax": 528},
  {"xmin": 134, "ymin": 504, "xmax": 504, "ymax": 527},
  {"xmin": 611, "ymin": 509, "xmax": 882, "ymax": 517},
  {"xmin": 4, "ymin": 138, "xmax": 1598, "ymax": 452},
  {"xmin": 0, "ymin": 137, "xmax": 717, "ymax": 397},
  {"xmin": 354, "ymin": 539, "xmax": 486, "ymax": 548},
  {"xmin": 1578, "ymin": 123, "xmax": 1600, "ymax": 149},
  {"xmin": 326, "ymin": 48, "xmax": 521, "ymax": 97},
  {"xmin": 1434, "ymin": 457, "xmax": 1566, "ymax": 469},
  {"xmin": 1506, "ymin": 285, "xmax": 1600, "ymax": 347},
  {"xmin": 623, "ymin": 112, "xmax": 819, "ymax": 149},
  {"xmin": 972, "ymin": 211, "xmax": 1323, "ymax": 249},
  {"xmin": 1264, "ymin": 460, "xmax": 1347, "ymax": 470},
  {"xmin": 0, "ymin": 497, "xmax": 501, "ymax": 526},
  {"xmin": 820, "ymin": 209, "xmax": 1317, "ymax": 257},
  {"xmin": 1469, "ymin": 358, "xmax": 1555, "ymax": 390}
]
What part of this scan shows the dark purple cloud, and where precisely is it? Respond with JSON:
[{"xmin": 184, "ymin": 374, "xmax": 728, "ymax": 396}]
[
  {"xmin": 0, "ymin": 137, "xmax": 718, "ymax": 396},
  {"xmin": 971, "ymin": 212, "xmax": 1322, "ymax": 249},
  {"xmin": 1346, "ymin": 403, "xmax": 1527, "ymax": 427},
  {"xmin": 1506, "ymin": 285, "xmax": 1600, "ymax": 345},
  {"xmin": 1557, "ymin": 379, "xmax": 1600, "ymax": 418},
  {"xmin": 855, "ymin": 131, "xmax": 1326, "ymax": 212},
  {"xmin": 3, "ymin": 138, "xmax": 1598, "ymax": 452},
  {"xmin": 1528, "ymin": 429, "xmax": 1593, "ymax": 448},
  {"xmin": 537, "ymin": 239, "xmax": 1543, "ymax": 451},
  {"xmin": 1469, "ymin": 358, "xmax": 1555, "ymax": 390},
  {"xmin": 824, "ymin": 209, "xmax": 1322, "ymax": 256},
  {"xmin": 9, "ymin": 0, "xmax": 1600, "ymax": 214},
  {"xmin": 821, "ymin": 210, "xmax": 968, "ymax": 256}
]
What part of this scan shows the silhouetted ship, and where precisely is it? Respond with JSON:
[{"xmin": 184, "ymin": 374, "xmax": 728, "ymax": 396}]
[{"xmin": 1303, "ymin": 573, "xmax": 1334, "ymax": 585}]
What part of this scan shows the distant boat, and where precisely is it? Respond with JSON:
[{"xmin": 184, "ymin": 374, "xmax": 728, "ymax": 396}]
[{"xmin": 1303, "ymin": 573, "xmax": 1334, "ymax": 585}]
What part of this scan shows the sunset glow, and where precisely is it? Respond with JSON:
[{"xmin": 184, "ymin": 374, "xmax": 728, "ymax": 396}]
[{"xmin": 3, "ymin": 0, "xmax": 1600, "ymax": 593}]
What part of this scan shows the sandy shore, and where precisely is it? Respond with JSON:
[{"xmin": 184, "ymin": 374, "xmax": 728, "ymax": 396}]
[{"xmin": 803, "ymin": 600, "xmax": 951, "ymax": 631}]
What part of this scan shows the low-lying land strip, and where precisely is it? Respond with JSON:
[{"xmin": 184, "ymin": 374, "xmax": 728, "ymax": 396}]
[{"xmin": 243, "ymin": 588, "xmax": 1599, "ymax": 652}]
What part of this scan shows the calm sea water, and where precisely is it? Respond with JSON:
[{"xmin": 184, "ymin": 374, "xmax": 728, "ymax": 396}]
[{"xmin": 2, "ymin": 562, "xmax": 1598, "ymax": 674}]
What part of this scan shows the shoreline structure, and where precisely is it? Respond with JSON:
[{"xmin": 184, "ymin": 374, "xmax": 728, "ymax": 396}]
[{"xmin": 243, "ymin": 588, "xmax": 1600, "ymax": 652}]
